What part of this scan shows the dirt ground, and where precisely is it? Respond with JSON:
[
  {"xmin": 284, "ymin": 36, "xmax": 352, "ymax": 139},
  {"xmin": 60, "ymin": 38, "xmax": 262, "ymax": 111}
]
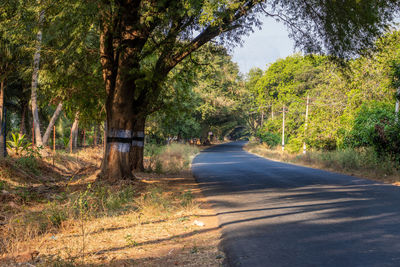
[{"xmin": 0, "ymin": 147, "xmax": 224, "ymax": 266}]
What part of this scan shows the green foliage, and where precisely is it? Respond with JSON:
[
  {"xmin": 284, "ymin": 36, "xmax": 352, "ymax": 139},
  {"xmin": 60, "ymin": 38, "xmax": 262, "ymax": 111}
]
[
  {"xmin": 180, "ymin": 190, "xmax": 194, "ymax": 207},
  {"xmin": 246, "ymin": 30, "xmax": 400, "ymax": 158},
  {"xmin": 104, "ymin": 187, "xmax": 136, "ymax": 212},
  {"xmin": 345, "ymin": 102, "xmax": 395, "ymax": 148},
  {"xmin": 124, "ymin": 234, "xmax": 139, "ymax": 247},
  {"xmin": 44, "ymin": 201, "xmax": 67, "ymax": 228},
  {"xmin": 6, "ymin": 132, "xmax": 31, "ymax": 155},
  {"xmin": 147, "ymin": 45, "xmax": 244, "ymax": 142},
  {"xmin": 1, "ymin": 0, "xmax": 399, "ymax": 179},
  {"xmin": 0, "ymin": 180, "xmax": 6, "ymax": 191},
  {"xmin": 62, "ymin": 136, "xmax": 69, "ymax": 149},
  {"xmin": 16, "ymin": 156, "xmax": 39, "ymax": 175},
  {"xmin": 73, "ymin": 184, "xmax": 92, "ymax": 219},
  {"xmin": 256, "ymin": 130, "xmax": 280, "ymax": 148},
  {"xmin": 371, "ymin": 117, "xmax": 400, "ymax": 160}
]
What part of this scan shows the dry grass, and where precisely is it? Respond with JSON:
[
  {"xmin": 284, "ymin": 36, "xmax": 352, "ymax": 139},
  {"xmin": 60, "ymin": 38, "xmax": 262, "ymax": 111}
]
[
  {"xmin": 0, "ymin": 145, "xmax": 224, "ymax": 266},
  {"xmin": 144, "ymin": 143, "xmax": 200, "ymax": 174},
  {"xmin": 245, "ymin": 142, "xmax": 400, "ymax": 185}
]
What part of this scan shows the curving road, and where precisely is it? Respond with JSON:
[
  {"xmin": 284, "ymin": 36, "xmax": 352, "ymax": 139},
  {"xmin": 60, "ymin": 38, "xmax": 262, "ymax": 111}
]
[{"xmin": 192, "ymin": 141, "xmax": 400, "ymax": 267}]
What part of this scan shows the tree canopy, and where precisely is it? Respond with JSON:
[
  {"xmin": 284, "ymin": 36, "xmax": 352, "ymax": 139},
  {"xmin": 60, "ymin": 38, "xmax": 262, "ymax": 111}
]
[{"xmin": 1, "ymin": 0, "xmax": 399, "ymax": 180}]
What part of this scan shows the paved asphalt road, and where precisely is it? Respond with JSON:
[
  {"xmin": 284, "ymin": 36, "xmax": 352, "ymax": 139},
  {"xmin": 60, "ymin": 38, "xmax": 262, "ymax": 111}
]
[{"xmin": 192, "ymin": 141, "xmax": 400, "ymax": 267}]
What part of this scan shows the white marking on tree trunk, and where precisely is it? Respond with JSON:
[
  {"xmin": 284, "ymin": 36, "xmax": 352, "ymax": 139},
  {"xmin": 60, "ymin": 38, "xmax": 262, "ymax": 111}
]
[
  {"xmin": 108, "ymin": 129, "xmax": 132, "ymax": 152},
  {"xmin": 132, "ymin": 131, "xmax": 144, "ymax": 147},
  {"xmin": 112, "ymin": 142, "xmax": 130, "ymax": 153},
  {"xmin": 109, "ymin": 129, "xmax": 132, "ymax": 138}
]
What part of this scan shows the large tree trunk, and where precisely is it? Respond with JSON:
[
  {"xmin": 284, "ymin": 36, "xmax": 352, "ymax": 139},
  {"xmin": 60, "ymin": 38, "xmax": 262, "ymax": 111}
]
[
  {"xmin": 31, "ymin": 10, "xmax": 45, "ymax": 147},
  {"xmin": 0, "ymin": 79, "xmax": 6, "ymax": 157},
  {"xmin": 130, "ymin": 115, "xmax": 146, "ymax": 172},
  {"xmin": 42, "ymin": 102, "xmax": 63, "ymax": 145},
  {"xmin": 100, "ymin": 109, "xmax": 135, "ymax": 181},
  {"xmin": 98, "ymin": 9, "xmax": 138, "ymax": 181},
  {"xmin": 99, "ymin": 75, "xmax": 136, "ymax": 180}
]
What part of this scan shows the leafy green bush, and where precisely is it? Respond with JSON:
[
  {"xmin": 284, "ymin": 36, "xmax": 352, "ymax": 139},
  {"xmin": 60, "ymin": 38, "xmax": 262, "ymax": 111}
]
[
  {"xmin": 345, "ymin": 102, "xmax": 395, "ymax": 148},
  {"xmin": 286, "ymin": 137, "xmax": 303, "ymax": 153},
  {"xmin": 256, "ymin": 130, "xmax": 280, "ymax": 147},
  {"xmin": 308, "ymin": 136, "xmax": 337, "ymax": 151},
  {"xmin": 345, "ymin": 101, "xmax": 400, "ymax": 160}
]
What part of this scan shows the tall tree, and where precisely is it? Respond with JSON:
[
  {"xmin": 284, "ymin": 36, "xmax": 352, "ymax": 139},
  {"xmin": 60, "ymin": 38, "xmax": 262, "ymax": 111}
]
[
  {"xmin": 0, "ymin": 40, "xmax": 18, "ymax": 157},
  {"xmin": 95, "ymin": 0, "xmax": 398, "ymax": 181},
  {"xmin": 31, "ymin": 9, "xmax": 45, "ymax": 147}
]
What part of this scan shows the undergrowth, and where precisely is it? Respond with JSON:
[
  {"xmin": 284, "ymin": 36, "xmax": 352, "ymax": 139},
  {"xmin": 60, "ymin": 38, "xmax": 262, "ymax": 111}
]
[
  {"xmin": 145, "ymin": 143, "xmax": 200, "ymax": 173},
  {"xmin": 0, "ymin": 144, "xmax": 200, "ymax": 264},
  {"xmin": 1, "ymin": 181, "xmax": 196, "ymax": 256}
]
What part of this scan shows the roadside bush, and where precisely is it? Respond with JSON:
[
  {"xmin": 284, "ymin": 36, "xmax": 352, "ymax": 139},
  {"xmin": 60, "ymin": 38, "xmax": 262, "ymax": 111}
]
[
  {"xmin": 286, "ymin": 137, "xmax": 303, "ymax": 153},
  {"xmin": 256, "ymin": 130, "xmax": 280, "ymax": 147},
  {"xmin": 308, "ymin": 136, "xmax": 337, "ymax": 151},
  {"xmin": 344, "ymin": 101, "xmax": 400, "ymax": 161},
  {"xmin": 345, "ymin": 101, "xmax": 394, "ymax": 148}
]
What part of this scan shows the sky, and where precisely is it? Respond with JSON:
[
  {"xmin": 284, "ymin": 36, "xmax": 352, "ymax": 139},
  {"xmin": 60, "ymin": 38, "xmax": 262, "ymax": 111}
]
[{"xmin": 231, "ymin": 16, "xmax": 295, "ymax": 75}]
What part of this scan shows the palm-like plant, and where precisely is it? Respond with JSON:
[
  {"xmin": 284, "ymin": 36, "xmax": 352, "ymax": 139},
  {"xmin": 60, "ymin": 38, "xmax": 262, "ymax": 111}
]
[{"xmin": 7, "ymin": 132, "xmax": 31, "ymax": 156}]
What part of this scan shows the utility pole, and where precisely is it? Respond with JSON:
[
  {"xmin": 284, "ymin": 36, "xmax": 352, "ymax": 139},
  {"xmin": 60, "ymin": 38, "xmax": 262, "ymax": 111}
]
[
  {"xmin": 282, "ymin": 105, "xmax": 286, "ymax": 151},
  {"xmin": 261, "ymin": 108, "xmax": 264, "ymax": 127},
  {"xmin": 396, "ymin": 87, "xmax": 400, "ymax": 122},
  {"xmin": 303, "ymin": 94, "xmax": 310, "ymax": 154},
  {"xmin": 271, "ymin": 106, "xmax": 274, "ymax": 120}
]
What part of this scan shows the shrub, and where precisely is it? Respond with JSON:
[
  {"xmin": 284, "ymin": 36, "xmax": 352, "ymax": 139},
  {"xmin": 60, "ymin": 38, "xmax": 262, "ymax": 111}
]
[
  {"xmin": 286, "ymin": 137, "xmax": 303, "ymax": 153},
  {"xmin": 44, "ymin": 202, "xmax": 68, "ymax": 228},
  {"xmin": 342, "ymin": 101, "xmax": 400, "ymax": 161},
  {"xmin": 180, "ymin": 190, "xmax": 194, "ymax": 207},
  {"xmin": 16, "ymin": 156, "xmax": 40, "ymax": 175},
  {"xmin": 256, "ymin": 130, "xmax": 280, "ymax": 147},
  {"xmin": 345, "ymin": 101, "xmax": 395, "ymax": 148}
]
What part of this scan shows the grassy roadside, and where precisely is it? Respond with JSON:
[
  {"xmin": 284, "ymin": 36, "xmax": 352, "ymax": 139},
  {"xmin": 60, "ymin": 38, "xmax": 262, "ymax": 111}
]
[
  {"xmin": 0, "ymin": 144, "xmax": 224, "ymax": 266},
  {"xmin": 245, "ymin": 142, "xmax": 400, "ymax": 185}
]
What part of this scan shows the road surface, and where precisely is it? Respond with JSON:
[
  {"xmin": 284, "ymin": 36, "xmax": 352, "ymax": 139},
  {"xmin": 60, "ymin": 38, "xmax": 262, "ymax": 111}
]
[{"xmin": 192, "ymin": 141, "xmax": 400, "ymax": 267}]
